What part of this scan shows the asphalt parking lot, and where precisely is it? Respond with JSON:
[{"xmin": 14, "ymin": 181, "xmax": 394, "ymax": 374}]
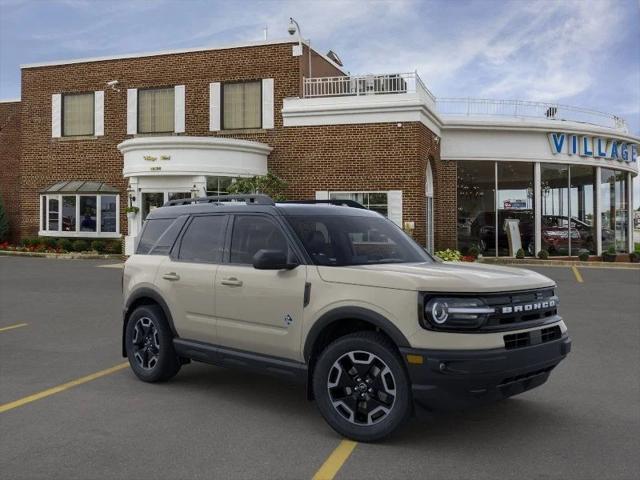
[{"xmin": 1, "ymin": 257, "xmax": 639, "ymax": 480}]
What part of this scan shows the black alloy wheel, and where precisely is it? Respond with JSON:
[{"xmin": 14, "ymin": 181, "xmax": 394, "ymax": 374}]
[
  {"xmin": 125, "ymin": 304, "xmax": 181, "ymax": 382},
  {"xmin": 313, "ymin": 331, "xmax": 411, "ymax": 442}
]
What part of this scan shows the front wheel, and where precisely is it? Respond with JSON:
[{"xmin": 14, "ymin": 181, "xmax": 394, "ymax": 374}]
[
  {"xmin": 312, "ymin": 332, "xmax": 411, "ymax": 442},
  {"xmin": 125, "ymin": 304, "xmax": 181, "ymax": 382}
]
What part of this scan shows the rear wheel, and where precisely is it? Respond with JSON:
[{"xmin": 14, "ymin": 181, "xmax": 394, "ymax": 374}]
[
  {"xmin": 125, "ymin": 304, "xmax": 180, "ymax": 382},
  {"xmin": 312, "ymin": 331, "xmax": 411, "ymax": 442}
]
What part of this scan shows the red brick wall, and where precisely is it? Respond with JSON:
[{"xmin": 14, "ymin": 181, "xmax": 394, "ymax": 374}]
[
  {"xmin": 0, "ymin": 101, "xmax": 21, "ymax": 242},
  {"xmin": 14, "ymin": 41, "xmax": 447, "ymax": 247}
]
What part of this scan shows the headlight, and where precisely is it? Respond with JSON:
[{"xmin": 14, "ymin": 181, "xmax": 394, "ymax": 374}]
[{"xmin": 423, "ymin": 297, "xmax": 495, "ymax": 330}]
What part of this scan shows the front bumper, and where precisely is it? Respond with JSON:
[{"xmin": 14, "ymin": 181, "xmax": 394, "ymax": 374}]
[{"xmin": 400, "ymin": 334, "xmax": 571, "ymax": 411}]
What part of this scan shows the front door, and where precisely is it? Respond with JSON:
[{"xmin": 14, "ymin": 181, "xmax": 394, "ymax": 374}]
[
  {"xmin": 141, "ymin": 192, "xmax": 165, "ymax": 220},
  {"xmin": 215, "ymin": 214, "xmax": 307, "ymax": 361}
]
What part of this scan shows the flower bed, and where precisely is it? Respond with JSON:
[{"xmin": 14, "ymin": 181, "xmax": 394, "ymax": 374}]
[{"xmin": 0, "ymin": 237, "xmax": 122, "ymax": 255}]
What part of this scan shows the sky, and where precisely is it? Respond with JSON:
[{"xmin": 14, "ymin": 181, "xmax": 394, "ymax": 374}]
[{"xmin": 1, "ymin": 0, "xmax": 639, "ymax": 204}]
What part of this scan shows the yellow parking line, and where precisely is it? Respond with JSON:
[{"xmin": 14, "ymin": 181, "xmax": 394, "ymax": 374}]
[
  {"xmin": 571, "ymin": 266, "xmax": 584, "ymax": 283},
  {"xmin": 0, "ymin": 323, "xmax": 28, "ymax": 333},
  {"xmin": 0, "ymin": 362, "xmax": 129, "ymax": 414},
  {"xmin": 312, "ymin": 440, "xmax": 358, "ymax": 480}
]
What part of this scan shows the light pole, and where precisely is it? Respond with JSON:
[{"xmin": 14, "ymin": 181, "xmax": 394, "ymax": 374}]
[{"xmin": 288, "ymin": 17, "xmax": 312, "ymax": 79}]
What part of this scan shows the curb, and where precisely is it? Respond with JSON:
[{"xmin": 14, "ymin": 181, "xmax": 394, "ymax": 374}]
[
  {"xmin": 0, "ymin": 250, "xmax": 124, "ymax": 260},
  {"xmin": 478, "ymin": 258, "xmax": 640, "ymax": 269}
]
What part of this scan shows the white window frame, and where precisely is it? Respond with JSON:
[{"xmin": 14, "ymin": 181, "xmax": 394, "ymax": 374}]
[{"xmin": 39, "ymin": 194, "xmax": 120, "ymax": 238}]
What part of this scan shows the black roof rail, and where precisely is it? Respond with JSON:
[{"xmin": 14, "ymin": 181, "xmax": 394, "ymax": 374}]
[
  {"xmin": 162, "ymin": 194, "xmax": 275, "ymax": 207},
  {"xmin": 279, "ymin": 199, "xmax": 366, "ymax": 209}
]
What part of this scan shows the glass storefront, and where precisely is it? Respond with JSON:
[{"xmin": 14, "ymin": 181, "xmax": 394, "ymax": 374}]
[
  {"xmin": 497, "ymin": 162, "xmax": 534, "ymax": 256},
  {"xmin": 458, "ymin": 161, "xmax": 630, "ymax": 257},
  {"xmin": 601, "ymin": 169, "xmax": 628, "ymax": 253},
  {"xmin": 457, "ymin": 161, "xmax": 496, "ymax": 256}
]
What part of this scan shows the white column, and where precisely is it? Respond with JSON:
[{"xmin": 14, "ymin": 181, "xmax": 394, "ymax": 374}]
[
  {"xmin": 595, "ymin": 167, "xmax": 602, "ymax": 256},
  {"xmin": 534, "ymin": 162, "xmax": 541, "ymax": 255}
]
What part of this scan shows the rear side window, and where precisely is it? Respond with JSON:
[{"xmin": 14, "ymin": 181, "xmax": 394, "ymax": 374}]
[
  {"xmin": 178, "ymin": 215, "xmax": 227, "ymax": 263},
  {"xmin": 137, "ymin": 218, "xmax": 174, "ymax": 254}
]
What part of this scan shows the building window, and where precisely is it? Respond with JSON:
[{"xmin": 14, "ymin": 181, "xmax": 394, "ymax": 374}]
[
  {"xmin": 206, "ymin": 176, "xmax": 236, "ymax": 196},
  {"xmin": 62, "ymin": 92, "xmax": 94, "ymax": 136},
  {"xmin": 457, "ymin": 161, "xmax": 496, "ymax": 256},
  {"xmin": 138, "ymin": 87, "xmax": 174, "ymax": 133},
  {"xmin": 601, "ymin": 168, "xmax": 628, "ymax": 253},
  {"xmin": 40, "ymin": 194, "xmax": 120, "ymax": 237},
  {"xmin": 222, "ymin": 81, "xmax": 261, "ymax": 129},
  {"xmin": 497, "ymin": 162, "xmax": 534, "ymax": 256},
  {"xmin": 329, "ymin": 192, "xmax": 389, "ymax": 216}
]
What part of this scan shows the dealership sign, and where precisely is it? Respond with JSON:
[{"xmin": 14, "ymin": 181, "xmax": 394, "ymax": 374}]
[{"xmin": 548, "ymin": 133, "xmax": 638, "ymax": 163}]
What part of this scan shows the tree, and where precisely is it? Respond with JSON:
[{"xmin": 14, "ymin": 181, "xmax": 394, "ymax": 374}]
[
  {"xmin": 227, "ymin": 172, "xmax": 288, "ymax": 201},
  {"xmin": 0, "ymin": 195, "xmax": 9, "ymax": 242}
]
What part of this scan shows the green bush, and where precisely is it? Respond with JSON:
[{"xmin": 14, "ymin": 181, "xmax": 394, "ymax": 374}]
[
  {"xmin": 72, "ymin": 239, "xmax": 89, "ymax": 252},
  {"xmin": 91, "ymin": 240, "xmax": 106, "ymax": 253},
  {"xmin": 537, "ymin": 249, "xmax": 549, "ymax": 260},
  {"xmin": 606, "ymin": 244, "xmax": 616, "ymax": 255},
  {"xmin": 58, "ymin": 238, "xmax": 73, "ymax": 252},
  {"xmin": 40, "ymin": 237, "xmax": 58, "ymax": 249},
  {"xmin": 515, "ymin": 248, "xmax": 525, "ymax": 259},
  {"xmin": 468, "ymin": 246, "xmax": 480, "ymax": 258},
  {"xmin": 105, "ymin": 240, "xmax": 122, "ymax": 254},
  {"xmin": 0, "ymin": 195, "xmax": 9, "ymax": 242},
  {"xmin": 21, "ymin": 237, "xmax": 34, "ymax": 247},
  {"xmin": 635, "ymin": 243, "xmax": 640, "ymax": 253},
  {"xmin": 435, "ymin": 249, "xmax": 462, "ymax": 261},
  {"xmin": 629, "ymin": 252, "xmax": 640, "ymax": 263},
  {"xmin": 578, "ymin": 250, "xmax": 589, "ymax": 262}
]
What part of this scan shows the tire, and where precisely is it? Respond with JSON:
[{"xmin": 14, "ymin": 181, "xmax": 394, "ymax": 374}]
[
  {"xmin": 125, "ymin": 304, "xmax": 181, "ymax": 383},
  {"xmin": 312, "ymin": 331, "xmax": 411, "ymax": 442}
]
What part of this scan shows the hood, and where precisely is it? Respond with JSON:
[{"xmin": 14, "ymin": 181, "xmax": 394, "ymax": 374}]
[{"xmin": 316, "ymin": 261, "xmax": 555, "ymax": 293}]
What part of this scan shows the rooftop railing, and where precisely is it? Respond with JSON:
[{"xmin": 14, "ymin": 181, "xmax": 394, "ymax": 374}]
[
  {"xmin": 303, "ymin": 72, "xmax": 436, "ymax": 102},
  {"xmin": 435, "ymin": 98, "xmax": 628, "ymax": 132},
  {"xmin": 301, "ymin": 73, "xmax": 628, "ymax": 132}
]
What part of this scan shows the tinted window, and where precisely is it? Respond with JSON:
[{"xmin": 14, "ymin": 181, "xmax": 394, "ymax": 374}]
[
  {"xmin": 287, "ymin": 215, "xmax": 431, "ymax": 266},
  {"xmin": 179, "ymin": 215, "xmax": 227, "ymax": 263},
  {"xmin": 148, "ymin": 216, "xmax": 187, "ymax": 255},
  {"xmin": 230, "ymin": 216, "xmax": 289, "ymax": 264},
  {"xmin": 137, "ymin": 218, "xmax": 174, "ymax": 254}
]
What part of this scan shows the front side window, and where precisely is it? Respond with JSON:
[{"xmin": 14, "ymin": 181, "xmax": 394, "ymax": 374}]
[
  {"xmin": 178, "ymin": 215, "xmax": 227, "ymax": 263},
  {"xmin": 100, "ymin": 195, "xmax": 117, "ymax": 233},
  {"xmin": 329, "ymin": 192, "xmax": 389, "ymax": 216},
  {"xmin": 63, "ymin": 92, "xmax": 94, "ymax": 136},
  {"xmin": 287, "ymin": 215, "xmax": 431, "ymax": 266},
  {"xmin": 230, "ymin": 216, "xmax": 288, "ymax": 264},
  {"xmin": 223, "ymin": 81, "xmax": 261, "ymax": 129},
  {"xmin": 138, "ymin": 87, "xmax": 174, "ymax": 133},
  {"xmin": 137, "ymin": 218, "xmax": 174, "ymax": 255}
]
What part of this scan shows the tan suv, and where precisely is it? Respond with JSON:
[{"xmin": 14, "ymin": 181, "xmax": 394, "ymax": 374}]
[{"xmin": 122, "ymin": 194, "xmax": 571, "ymax": 441}]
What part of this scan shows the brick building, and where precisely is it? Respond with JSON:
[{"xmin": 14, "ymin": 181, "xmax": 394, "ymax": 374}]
[{"xmin": 0, "ymin": 38, "xmax": 638, "ymax": 256}]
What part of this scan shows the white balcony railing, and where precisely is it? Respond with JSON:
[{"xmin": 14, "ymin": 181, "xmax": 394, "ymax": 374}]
[
  {"xmin": 436, "ymin": 98, "xmax": 628, "ymax": 132},
  {"xmin": 303, "ymin": 72, "xmax": 435, "ymax": 101}
]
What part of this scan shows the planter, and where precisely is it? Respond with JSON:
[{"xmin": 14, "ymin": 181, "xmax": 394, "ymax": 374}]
[
  {"xmin": 126, "ymin": 212, "xmax": 137, "ymax": 221},
  {"xmin": 629, "ymin": 252, "xmax": 640, "ymax": 263},
  {"xmin": 602, "ymin": 253, "xmax": 617, "ymax": 262}
]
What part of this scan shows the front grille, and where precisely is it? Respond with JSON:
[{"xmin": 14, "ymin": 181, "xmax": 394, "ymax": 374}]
[
  {"xmin": 504, "ymin": 325, "xmax": 562, "ymax": 350},
  {"xmin": 482, "ymin": 288, "xmax": 558, "ymax": 330}
]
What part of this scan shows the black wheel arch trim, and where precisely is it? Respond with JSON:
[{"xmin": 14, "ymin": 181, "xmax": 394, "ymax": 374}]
[
  {"xmin": 122, "ymin": 287, "xmax": 178, "ymax": 357},
  {"xmin": 303, "ymin": 306, "xmax": 411, "ymax": 362}
]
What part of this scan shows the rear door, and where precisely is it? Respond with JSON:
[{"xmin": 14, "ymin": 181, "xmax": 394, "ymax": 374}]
[
  {"xmin": 156, "ymin": 214, "xmax": 228, "ymax": 344},
  {"xmin": 215, "ymin": 214, "xmax": 307, "ymax": 361}
]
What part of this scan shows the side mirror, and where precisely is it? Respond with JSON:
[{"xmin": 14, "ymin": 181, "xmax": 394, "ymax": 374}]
[{"xmin": 252, "ymin": 249, "xmax": 298, "ymax": 270}]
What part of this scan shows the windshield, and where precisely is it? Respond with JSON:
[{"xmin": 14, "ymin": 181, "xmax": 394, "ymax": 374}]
[{"xmin": 286, "ymin": 215, "xmax": 432, "ymax": 266}]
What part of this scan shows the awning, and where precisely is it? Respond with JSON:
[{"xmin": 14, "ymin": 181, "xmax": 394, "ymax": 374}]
[{"xmin": 41, "ymin": 181, "xmax": 120, "ymax": 194}]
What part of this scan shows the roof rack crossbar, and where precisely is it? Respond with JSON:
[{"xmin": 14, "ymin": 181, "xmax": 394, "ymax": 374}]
[
  {"xmin": 163, "ymin": 194, "xmax": 275, "ymax": 207},
  {"xmin": 279, "ymin": 199, "xmax": 366, "ymax": 209}
]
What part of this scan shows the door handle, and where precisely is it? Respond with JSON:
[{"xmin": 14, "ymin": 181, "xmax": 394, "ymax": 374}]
[
  {"xmin": 162, "ymin": 272, "xmax": 181, "ymax": 281},
  {"xmin": 220, "ymin": 277, "xmax": 243, "ymax": 287}
]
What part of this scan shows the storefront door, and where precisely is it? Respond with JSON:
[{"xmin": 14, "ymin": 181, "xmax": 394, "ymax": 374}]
[{"xmin": 141, "ymin": 192, "xmax": 165, "ymax": 220}]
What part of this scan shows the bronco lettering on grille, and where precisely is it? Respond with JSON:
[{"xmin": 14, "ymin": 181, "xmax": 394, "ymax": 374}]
[{"xmin": 501, "ymin": 299, "xmax": 556, "ymax": 315}]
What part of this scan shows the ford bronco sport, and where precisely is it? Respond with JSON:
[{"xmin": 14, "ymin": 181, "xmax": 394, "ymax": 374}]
[{"xmin": 122, "ymin": 194, "xmax": 571, "ymax": 441}]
